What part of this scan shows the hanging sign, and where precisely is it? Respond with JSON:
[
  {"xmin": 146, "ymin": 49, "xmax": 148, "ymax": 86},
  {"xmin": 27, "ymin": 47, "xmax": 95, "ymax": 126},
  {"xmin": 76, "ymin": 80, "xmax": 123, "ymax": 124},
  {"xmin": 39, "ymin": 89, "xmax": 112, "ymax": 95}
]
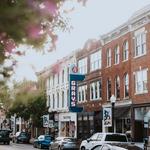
[
  {"xmin": 69, "ymin": 64, "xmax": 85, "ymax": 112},
  {"xmin": 103, "ymin": 107, "xmax": 112, "ymax": 127},
  {"xmin": 43, "ymin": 114, "xmax": 49, "ymax": 128}
]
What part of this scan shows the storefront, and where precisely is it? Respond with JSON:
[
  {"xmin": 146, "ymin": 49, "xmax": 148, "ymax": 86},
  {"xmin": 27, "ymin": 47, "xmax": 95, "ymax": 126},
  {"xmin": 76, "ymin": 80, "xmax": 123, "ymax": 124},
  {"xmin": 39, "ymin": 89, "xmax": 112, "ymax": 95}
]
[
  {"xmin": 58, "ymin": 112, "xmax": 77, "ymax": 138},
  {"xmin": 77, "ymin": 111, "xmax": 102, "ymax": 140},
  {"xmin": 132, "ymin": 104, "xmax": 150, "ymax": 142},
  {"xmin": 103, "ymin": 105, "xmax": 131, "ymax": 134}
]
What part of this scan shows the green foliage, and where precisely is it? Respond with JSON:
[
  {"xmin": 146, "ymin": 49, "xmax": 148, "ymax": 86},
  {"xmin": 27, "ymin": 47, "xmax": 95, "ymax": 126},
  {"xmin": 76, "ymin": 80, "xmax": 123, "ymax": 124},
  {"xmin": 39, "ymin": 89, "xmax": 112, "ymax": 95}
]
[{"xmin": 8, "ymin": 90, "xmax": 47, "ymax": 128}]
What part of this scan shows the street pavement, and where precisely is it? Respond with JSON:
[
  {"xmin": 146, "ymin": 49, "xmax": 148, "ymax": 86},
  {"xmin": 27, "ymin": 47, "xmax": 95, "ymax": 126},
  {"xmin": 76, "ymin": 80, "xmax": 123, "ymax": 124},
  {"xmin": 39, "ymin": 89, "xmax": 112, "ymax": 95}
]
[{"xmin": 0, "ymin": 142, "xmax": 36, "ymax": 150}]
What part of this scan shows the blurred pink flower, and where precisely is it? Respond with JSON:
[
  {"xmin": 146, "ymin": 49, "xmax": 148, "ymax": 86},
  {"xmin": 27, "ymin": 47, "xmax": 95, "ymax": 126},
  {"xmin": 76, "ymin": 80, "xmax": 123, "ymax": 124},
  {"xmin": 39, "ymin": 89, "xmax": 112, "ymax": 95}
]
[{"xmin": 27, "ymin": 24, "xmax": 41, "ymax": 39}]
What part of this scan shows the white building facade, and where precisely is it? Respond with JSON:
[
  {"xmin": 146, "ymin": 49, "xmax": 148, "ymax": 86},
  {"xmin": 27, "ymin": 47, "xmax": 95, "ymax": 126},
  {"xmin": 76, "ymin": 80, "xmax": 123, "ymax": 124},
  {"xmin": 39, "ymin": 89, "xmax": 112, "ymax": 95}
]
[{"xmin": 46, "ymin": 52, "xmax": 77, "ymax": 138}]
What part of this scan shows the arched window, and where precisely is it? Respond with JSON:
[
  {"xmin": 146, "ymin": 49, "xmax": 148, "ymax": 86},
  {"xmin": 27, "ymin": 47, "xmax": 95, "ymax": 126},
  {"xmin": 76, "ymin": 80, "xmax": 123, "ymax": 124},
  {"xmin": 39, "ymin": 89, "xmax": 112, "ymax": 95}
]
[
  {"xmin": 123, "ymin": 41, "xmax": 129, "ymax": 61},
  {"xmin": 106, "ymin": 48, "xmax": 111, "ymax": 67},
  {"xmin": 115, "ymin": 76, "xmax": 120, "ymax": 98},
  {"xmin": 62, "ymin": 70, "xmax": 65, "ymax": 83},
  {"xmin": 62, "ymin": 91, "xmax": 64, "ymax": 108},
  {"xmin": 107, "ymin": 78, "xmax": 111, "ymax": 100},
  {"xmin": 124, "ymin": 73, "xmax": 129, "ymax": 97},
  {"xmin": 57, "ymin": 92, "xmax": 59, "ymax": 108},
  {"xmin": 114, "ymin": 45, "xmax": 119, "ymax": 64}
]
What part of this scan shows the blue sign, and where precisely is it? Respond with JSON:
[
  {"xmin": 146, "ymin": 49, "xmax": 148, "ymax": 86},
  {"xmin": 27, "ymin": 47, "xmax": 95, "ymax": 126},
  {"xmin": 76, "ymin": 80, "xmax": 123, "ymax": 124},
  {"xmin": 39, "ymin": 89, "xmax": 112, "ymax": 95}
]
[{"xmin": 69, "ymin": 74, "xmax": 85, "ymax": 112}]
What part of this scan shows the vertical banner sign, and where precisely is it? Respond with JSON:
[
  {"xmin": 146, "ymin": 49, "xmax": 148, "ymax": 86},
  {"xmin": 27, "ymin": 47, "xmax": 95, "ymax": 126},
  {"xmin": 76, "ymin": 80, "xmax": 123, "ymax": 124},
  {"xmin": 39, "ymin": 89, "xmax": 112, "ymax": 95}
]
[
  {"xmin": 69, "ymin": 64, "xmax": 85, "ymax": 112},
  {"xmin": 103, "ymin": 107, "xmax": 112, "ymax": 127},
  {"xmin": 43, "ymin": 115, "xmax": 49, "ymax": 128}
]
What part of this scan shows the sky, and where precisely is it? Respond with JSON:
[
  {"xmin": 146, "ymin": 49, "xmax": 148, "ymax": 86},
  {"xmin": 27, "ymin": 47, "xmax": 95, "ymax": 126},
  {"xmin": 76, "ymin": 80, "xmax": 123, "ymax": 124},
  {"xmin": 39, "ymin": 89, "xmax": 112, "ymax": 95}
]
[{"xmin": 11, "ymin": 0, "xmax": 150, "ymax": 82}]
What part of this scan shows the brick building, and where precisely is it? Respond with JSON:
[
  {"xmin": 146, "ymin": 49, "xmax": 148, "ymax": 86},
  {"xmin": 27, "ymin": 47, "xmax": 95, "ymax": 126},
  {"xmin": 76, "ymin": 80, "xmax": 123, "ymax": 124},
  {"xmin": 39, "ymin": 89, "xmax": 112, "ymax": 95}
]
[
  {"xmin": 76, "ymin": 39, "xmax": 103, "ymax": 139},
  {"xmin": 40, "ymin": 4, "xmax": 150, "ymax": 142},
  {"xmin": 76, "ymin": 5, "xmax": 150, "ymax": 141}
]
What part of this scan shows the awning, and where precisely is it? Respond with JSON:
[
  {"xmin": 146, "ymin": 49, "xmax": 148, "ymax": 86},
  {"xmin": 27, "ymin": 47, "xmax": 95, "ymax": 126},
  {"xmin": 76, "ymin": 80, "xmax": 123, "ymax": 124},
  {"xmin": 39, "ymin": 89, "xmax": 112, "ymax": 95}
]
[{"xmin": 114, "ymin": 106, "xmax": 131, "ymax": 118}]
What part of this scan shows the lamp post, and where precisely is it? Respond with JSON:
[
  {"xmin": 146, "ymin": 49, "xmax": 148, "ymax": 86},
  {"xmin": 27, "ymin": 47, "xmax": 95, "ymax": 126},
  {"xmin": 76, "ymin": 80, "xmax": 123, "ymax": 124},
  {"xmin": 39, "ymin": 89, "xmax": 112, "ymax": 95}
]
[{"xmin": 110, "ymin": 95, "xmax": 116, "ymax": 133}]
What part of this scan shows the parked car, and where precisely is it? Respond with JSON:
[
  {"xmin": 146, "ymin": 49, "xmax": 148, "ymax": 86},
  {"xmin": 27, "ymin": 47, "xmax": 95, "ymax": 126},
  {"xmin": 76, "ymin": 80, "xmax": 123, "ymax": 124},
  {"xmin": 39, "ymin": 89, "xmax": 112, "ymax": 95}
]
[
  {"xmin": 12, "ymin": 131, "xmax": 30, "ymax": 143},
  {"xmin": 33, "ymin": 135, "xmax": 52, "ymax": 149},
  {"xmin": 0, "ymin": 129, "xmax": 11, "ymax": 145},
  {"xmin": 91, "ymin": 143, "xmax": 143, "ymax": 150},
  {"xmin": 80, "ymin": 132, "xmax": 129, "ymax": 150},
  {"xmin": 49, "ymin": 137, "xmax": 79, "ymax": 150},
  {"xmin": 91, "ymin": 144, "xmax": 127, "ymax": 150}
]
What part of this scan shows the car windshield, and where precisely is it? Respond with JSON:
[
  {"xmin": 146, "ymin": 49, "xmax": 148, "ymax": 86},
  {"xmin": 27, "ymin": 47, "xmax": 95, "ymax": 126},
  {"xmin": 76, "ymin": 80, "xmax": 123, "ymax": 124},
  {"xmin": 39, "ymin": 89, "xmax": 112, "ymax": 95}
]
[
  {"xmin": 105, "ymin": 134, "xmax": 127, "ymax": 142},
  {"xmin": 20, "ymin": 132, "xmax": 28, "ymax": 137},
  {"xmin": 45, "ymin": 136, "xmax": 51, "ymax": 140},
  {"xmin": 0, "ymin": 130, "xmax": 9, "ymax": 136},
  {"xmin": 64, "ymin": 138, "xmax": 77, "ymax": 142}
]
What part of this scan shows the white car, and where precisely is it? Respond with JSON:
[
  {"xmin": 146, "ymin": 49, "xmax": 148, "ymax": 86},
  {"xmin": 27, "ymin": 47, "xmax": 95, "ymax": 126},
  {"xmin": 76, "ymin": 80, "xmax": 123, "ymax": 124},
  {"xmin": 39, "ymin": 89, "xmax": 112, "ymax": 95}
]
[
  {"xmin": 91, "ymin": 144, "xmax": 127, "ymax": 150},
  {"xmin": 80, "ymin": 132, "xmax": 128, "ymax": 150}
]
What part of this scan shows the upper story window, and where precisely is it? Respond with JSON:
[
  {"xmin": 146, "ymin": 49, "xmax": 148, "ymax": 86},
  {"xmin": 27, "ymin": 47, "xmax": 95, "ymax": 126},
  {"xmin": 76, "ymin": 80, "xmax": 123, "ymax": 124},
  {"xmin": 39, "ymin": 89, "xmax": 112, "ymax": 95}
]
[
  {"xmin": 78, "ymin": 57, "xmax": 87, "ymax": 74},
  {"xmin": 67, "ymin": 89, "xmax": 69, "ymax": 106},
  {"xmin": 57, "ymin": 73, "xmax": 59, "ymax": 84},
  {"xmin": 90, "ymin": 80, "xmax": 102, "ymax": 100},
  {"xmin": 107, "ymin": 78, "xmax": 111, "ymax": 101},
  {"xmin": 62, "ymin": 91, "xmax": 65, "ymax": 108},
  {"xmin": 78, "ymin": 85, "xmax": 87, "ymax": 102},
  {"xmin": 52, "ymin": 94, "xmax": 55, "ymax": 109},
  {"xmin": 106, "ymin": 48, "xmax": 111, "ymax": 67},
  {"xmin": 115, "ymin": 76, "xmax": 120, "ymax": 99},
  {"xmin": 135, "ymin": 69, "xmax": 147, "ymax": 94},
  {"xmin": 47, "ymin": 95, "xmax": 51, "ymax": 107},
  {"xmin": 124, "ymin": 73, "xmax": 129, "ymax": 98},
  {"xmin": 62, "ymin": 70, "xmax": 65, "ymax": 83},
  {"xmin": 90, "ymin": 50, "xmax": 102, "ymax": 72},
  {"xmin": 123, "ymin": 41, "xmax": 129, "ymax": 61},
  {"xmin": 67, "ymin": 67, "xmax": 69, "ymax": 81},
  {"xmin": 134, "ymin": 28, "xmax": 146, "ymax": 57},
  {"xmin": 57, "ymin": 92, "xmax": 59, "ymax": 108},
  {"xmin": 114, "ymin": 45, "xmax": 119, "ymax": 64}
]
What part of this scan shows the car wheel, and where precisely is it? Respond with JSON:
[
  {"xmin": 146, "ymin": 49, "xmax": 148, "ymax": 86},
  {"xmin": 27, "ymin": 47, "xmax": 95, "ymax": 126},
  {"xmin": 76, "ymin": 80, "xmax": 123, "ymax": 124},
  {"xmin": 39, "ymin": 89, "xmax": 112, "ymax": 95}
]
[
  {"xmin": 81, "ymin": 147, "xmax": 85, "ymax": 150},
  {"xmin": 39, "ymin": 143, "xmax": 42, "ymax": 149},
  {"xmin": 58, "ymin": 146, "xmax": 62, "ymax": 150},
  {"xmin": 49, "ymin": 145, "xmax": 52, "ymax": 150},
  {"xmin": 7, "ymin": 141, "xmax": 10, "ymax": 145},
  {"xmin": 33, "ymin": 143, "xmax": 36, "ymax": 148}
]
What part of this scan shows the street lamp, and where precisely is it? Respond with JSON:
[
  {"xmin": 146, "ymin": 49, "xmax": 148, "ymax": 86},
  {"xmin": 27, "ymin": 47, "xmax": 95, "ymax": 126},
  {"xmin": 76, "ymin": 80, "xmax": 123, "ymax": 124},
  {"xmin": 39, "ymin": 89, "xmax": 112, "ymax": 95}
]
[{"xmin": 110, "ymin": 95, "xmax": 116, "ymax": 133}]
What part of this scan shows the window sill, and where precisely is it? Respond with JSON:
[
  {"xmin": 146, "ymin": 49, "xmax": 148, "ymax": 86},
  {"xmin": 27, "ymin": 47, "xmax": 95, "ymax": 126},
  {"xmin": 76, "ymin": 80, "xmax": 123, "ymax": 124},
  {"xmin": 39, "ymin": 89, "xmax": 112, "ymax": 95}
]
[
  {"xmin": 135, "ymin": 90, "xmax": 148, "ymax": 95},
  {"xmin": 106, "ymin": 65, "xmax": 111, "ymax": 68},
  {"xmin": 134, "ymin": 53, "xmax": 146, "ymax": 59},
  {"xmin": 90, "ymin": 98, "xmax": 102, "ymax": 101},
  {"xmin": 122, "ymin": 59, "xmax": 128, "ymax": 62},
  {"xmin": 78, "ymin": 100, "xmax": 87, "ymax": 103},
  {"xmin": 123, "ymin": 96, "xmax": 129, "ymax": 100}
]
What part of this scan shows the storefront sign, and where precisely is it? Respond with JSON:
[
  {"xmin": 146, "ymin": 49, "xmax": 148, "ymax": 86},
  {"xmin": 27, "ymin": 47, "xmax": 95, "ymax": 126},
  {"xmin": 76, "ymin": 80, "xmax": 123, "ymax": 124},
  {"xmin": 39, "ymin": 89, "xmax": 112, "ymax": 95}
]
[
  {"xmin": 69, "ymin": 73, "xmax": 85, "ymax": 112},
  {"xmin": 49, "ymin": 120, "xmax": 54, "ymax": 128},
  {"xmin": 43, "ymin": 114, "xmax": 49, "ymax": 128},
  {"xmin": 103, "ymin": 107, "xmax": 112, "ymax": 127}
]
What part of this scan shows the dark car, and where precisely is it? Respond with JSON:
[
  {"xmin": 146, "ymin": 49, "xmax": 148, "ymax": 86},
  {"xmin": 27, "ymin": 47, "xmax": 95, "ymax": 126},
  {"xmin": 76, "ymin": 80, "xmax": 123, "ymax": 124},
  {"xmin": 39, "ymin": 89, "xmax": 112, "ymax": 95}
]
[
  {"xmin": 0, "ymin": 129, "xmax": 11, "ymax": 145},
  {"xmin": 12, "ymin": 131, "xmax": 30, "ymax": 143},
  {"xmin": 49, "ymin": 137, "xmax": 79, "ymax": 150},
  {"xmin": 33, "ymin": 135, "xmax": 52, "ymax": 149}
]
